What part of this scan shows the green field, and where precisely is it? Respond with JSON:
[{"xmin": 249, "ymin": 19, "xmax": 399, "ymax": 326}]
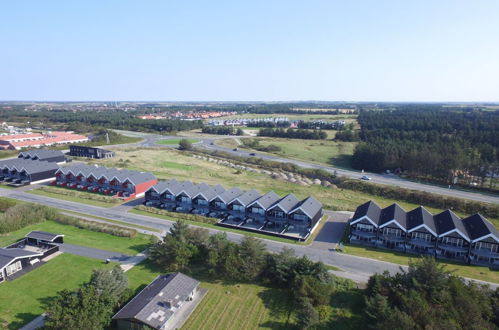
[
  {"xmin": 156, "ymin": 138, "xmax": 200, "ymax": 145},
  {"xmin": 28, "ymin": 186, "xmax": 123, "ymax": 208},
  {"xmin": 217, "ymin": 137, "xmax": 357, "ymax": 168},
  {"xmin": 343, "ymin": 244, "xmax": 499, "ymax": 283},
  {"xmin": 0, "ymin": 220, "xmax": 151, "ymax": 255},
  {"xmin": 0, "ymin": 254, "xmax": 115, "ymax": 329},
  {"xmin": 126, "ymin": 261, "xmax": 363, "ymax": 330}
]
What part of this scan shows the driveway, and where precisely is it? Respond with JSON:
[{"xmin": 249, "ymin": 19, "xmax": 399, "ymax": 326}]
[
  {"xmin": 311, "ymin": 211, "xmax": 352, "ymax": 250},
  {"xmin": 59, "ymin": 243, "xmax": 131, "ymax": 262}
]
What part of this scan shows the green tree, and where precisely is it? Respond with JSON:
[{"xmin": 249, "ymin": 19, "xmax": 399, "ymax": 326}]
[
  {"xmin": 296, "ymin": 300, "xmax": 319, "ymax": 329},
  {"xmin": 238, "ymin": 236, "xmax": 266, "ymax": 281},
  {"xmin": 178, "ymin": 138, "xmax": 193, "ymax": 150}
]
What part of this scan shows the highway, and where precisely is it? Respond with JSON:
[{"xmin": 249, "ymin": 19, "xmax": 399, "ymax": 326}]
[
  {"xmin": 114, "ymin": 130, "xmax": 499, "ymax": 204},
  {"xmin": 1, "ymin": 187, "xmax": 497, "ymax": 288}
]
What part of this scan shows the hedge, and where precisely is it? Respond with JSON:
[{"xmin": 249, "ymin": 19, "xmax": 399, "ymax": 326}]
[
  {"xmin": 54, "ymin": 214, "xmax": 137, "ymax": 238},
  {"xmin": 38, "ymin": 186, "xmax": 117, "ymax": 204},
  {"xmin": 136, "ymin": 205, "xmax": 218, "ymax": 225}
]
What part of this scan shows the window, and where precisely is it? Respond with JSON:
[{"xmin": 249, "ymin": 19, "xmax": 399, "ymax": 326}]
[
  {"xmin": 442, "ymin": 237, "xmax": 463, "ymax": 247},
  {"xmin": 215, "ymin": 201, "xmax": 226, "ymax": 209},
  {"xmin": 411, "ymin": 232, "xmax": 431, "ymax": 241},
  {"xmin": 252, "ymin": 207, "xmax": 264, "ymax": 215},
  {"xmin": 271, "ymin": 210, "xmax": 284, "ymax": 218},
  {"xmin": 356, "ymin": 223, "xmax": 374, "ymax": 232},
  {"xmin": 197, "ymin": 199, "xmax": 208, "ymax": 206},
  {"xmin": 383, "ymin": 227, "xmax": 401, "ymax": 237},
  {"xmin": 6, "ymin": 261, "xmax": 22, "ymax": 276},
  {"xmin": 293, "ymin": 214, "xmax": 309, "ymax": 221},
  {"xmin": 181, "ymin": 196, "xmax": 191, "ymax": 203},
  {"xmin": 233, "ymin": 204, "xmax": 245, "ymax": 212},
  {"xmin": 476, "ymin": 242, "xmax": 498, "ymax": 253}
]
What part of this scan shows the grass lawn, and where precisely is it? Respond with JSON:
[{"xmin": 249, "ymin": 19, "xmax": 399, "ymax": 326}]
[
  {"xmin": 91, "ymin": 147, "xmax": 497, "ymax": 225},
  {"xmin": 28, "ymin": 186, "xmax": 123, "ymax": 208},
  {"xmin": 126, "ymin": 260, "xmax": 363, "ymax": 330},
  {"xmin": 0, "ymin": 254, "xmax": 115, "ymax": 329},
  {"xmin": 0, "ymin": 220, "xmax": 151, "ymax": 255},
  {"xmin": 217, "ymin": 137, "xmax": 357, "ymax": 169},
  {"xmin": 156, "ymin": 138, "xmax": 200, "ymax": 145},
  {"xmin": 343, "ymin": 244, "xmax": 499, "ymax": 283}
]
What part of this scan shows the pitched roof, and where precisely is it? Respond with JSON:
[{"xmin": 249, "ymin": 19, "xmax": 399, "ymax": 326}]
[
  {"xmin": 194, "ymin": 184, "xmax": 225, "ymax": 201},
  {"xmin": 215, "ymin": 187, "xmax": 243, "ymax": 204},
  {"xmin": 25, "ymin": 231, "xmax": 64, "ymax": 242},
  {"xmin": 0, "ymin": 248, "xmax": 43, "ymax": 271},
  {"xmin": 229, "ymin": 189, "xmax": 261, "ymax": 206},
  {"xmin": 56, "ymin": 164, "xmax": 156, "ymax": 184},
  {"xmin": 149, "ymin": 179, "xmax": 178, "ymax": 194},
  {"xmin": 18, "ymin": 149, "xmax": 65, "ymax": 161},
  {"xmin": 290, "ymin": 196, "xmax": 323, "ymax": 219},
  {"xmin": 268, "ymin": 193, "xmax": 300, "ymax": 213},
  {"xmin": 351, "ymin": 200, "xmax": 382, "ymax": 225},
  {"xmin": 113, "ymin": 273, "xmax": 199, "ymax": 329},
  {"xmin": 406, "ymin": 206, "xmax": 437, "ymax": 235},
  {"xmin": 0, "ymin": 158, "xmax": 59, "ymax": 175},
  {"xmin": 462, "ymin": 214, "xmax": 499, "ymax": 242},
  {"xmin": 379, "ymin": 203, "xmax": 407, "ymax": 229},
  {"xmin": 182, "ymin": 183, "xmax": 211, "ymax": 198},
  {"xmin": 249, "ymin": 191, "xmax": 281, "ymax": 210},
  {"xmin": 433, "ymin": 209, "xmax": 469, "ymax": 240}
]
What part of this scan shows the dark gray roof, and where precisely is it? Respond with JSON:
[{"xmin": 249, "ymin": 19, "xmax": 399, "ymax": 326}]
[
  {"xmin": 229, "ymin": 189, "xmax": 261, "ymax": 206},
  {"xmin": 215, "ymin": 187, "xmax": 243, "ymax": 204},
  {"xmin": 166, "ymin": 180, "xmax": 195, "ymax": 195},
  {"xmin": 56, "ymin": 164, "xmax": 156, "ymax": 184},
  {"xmin": 0, "ymin": 248, "xmax": 43, "ymax": 270},
  {"xmin": 379, "ymin": 203, "xmax": 407, "ymax": 229},
  {"xmin": 182, "ymin": 183, "xmax": 211, "ymax": 198},
  {"xmin": 113, "ymin": 273, "xmax": 199, "ymax": 329},
  {"xmin": 433, "ymin": 209, "xmax": 469, "ymax": 239},
  {"xmin": 269, "ymin": 194, "xmax": 300, "ymax": 213},
  {"xmin": 0, "ymin": 158, "xmax": 59, "ymax": 175},
  {"xmin": 149, "ymin": 179, "xmax": 178, "ymax": 194},
  {"xmin": 406, "ymin": 206, "xmax": 436, "ymax": 234},
  {"xmin": 352, "ymin": 200, "xmax": 382, "ymax": 225},
  {"xmin": 250, "ymin": 191, "xmax": 281, "ymax": 210},
  {"xmin": 25, "ymin": 231, "xmax": 64, "ymax": 242},
  {"xmin": 195, "ymin": 184, "xmax": 225, "ymax": 201},
  {"xmin": 18, "ymin": 149, "xmax": 64, "ymax": 161},
  {"xmin": 462, "ymin": 214, "xmax": 499, "ymax": 241},
  {"xmin": 290, "ymin": 196, "xmax": 323, "ymax": 219}
]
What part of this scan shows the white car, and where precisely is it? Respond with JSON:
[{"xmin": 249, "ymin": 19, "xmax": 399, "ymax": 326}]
[{"xmin": 360, "ymin": 175, "xmax": 372, "ymax": 181}]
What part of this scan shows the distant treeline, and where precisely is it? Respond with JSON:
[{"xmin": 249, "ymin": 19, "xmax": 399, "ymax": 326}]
[
  {"xmin": 258, "ymin": 128, "xmax": 327, "ymax": 140},
  {"xmin": 351, "ymin": 109, "xmax": 499, "ymax": 190},
  {"xmin": 246, "ymin": 121, "xmax": 290, "ymax": 128},
  {"xmin": 0, "ymin": 109, "xmax": 203, "ymax": 133},
  {"xmin": 201, "ymin": 126, "xmax": 244, "ymax": 135}
]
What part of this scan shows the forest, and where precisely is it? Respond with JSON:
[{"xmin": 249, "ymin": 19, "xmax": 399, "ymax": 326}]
[
  {"xmin": 258, "ymin": 127, "xmax": 328, "ymax": 140},
  {"xmin": 351, "ymin": 109, "xmax": 499, "ymax": 190}
]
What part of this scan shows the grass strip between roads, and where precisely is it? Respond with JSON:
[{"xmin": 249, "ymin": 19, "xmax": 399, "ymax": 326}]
[{"xmin": 28, "ymin": 187, "xmax": 122, "ymax": 208}]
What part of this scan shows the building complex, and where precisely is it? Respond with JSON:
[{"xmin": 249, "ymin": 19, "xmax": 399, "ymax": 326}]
[
  {"xmin": 18, "ymin": 149, "xmax": 66, "ymax": 163},
  {"xmin": 0, "ymin": 158, "xmax": 59, "ymax": 185},
  {"xmin": 349, "ymin": 201, "xmax": 499, "ymax": 267},
  {"xmin": 53, "ymin": 164, "xmax": 157, "ymax": 198},
  {"xmin": 69, "ymin": 145, "xmax": 115, "ymax": 159},
  {"xmin": 0, "ymin": 132, "xmax": 88, "ymax": 150},
  {"xmin": 144, "ymin": 179, "xmax": 323, "ymax": 240}
]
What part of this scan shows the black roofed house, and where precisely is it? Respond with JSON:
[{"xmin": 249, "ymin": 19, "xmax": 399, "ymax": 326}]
[
  {"xmin": 462, "ymin": 214, "xmax": 499, "ymax": 266},
  {"xmin": 113, "ymin": 273, "xmax": 205, "ymax": 330},
  {"xmin": 69, "ymin": 145, "xmax": 115, "ymax": 159},
  {"xmin": 227, "ymin": 189, "xmax": 261, "ymax": 222},
  {"xmin": 0, "ymin": 158, "xmax": 59, "ymax": 185},
  {"xmin": 287, "ymin": 196, "xmax": 323, "ymax": 233},
  {"xmin": 433, "ymin": 210, "xmax": 470, "ymax": 262},
  {"xmin": 18, "ymin": 149, "xmax": 66, "ymax": 163},
  {"xmin": 161, "ymin": 180, "xmax": 193, "ymax": 210},
  {"xmin": 0, "ymin": 248, "xmax": 43, "ymax": 283},
  {"xmin": 265, "ymin": 193, "xmax": 300, "ymax": 232},
  {"xmin": 144, "ymin": 180, "xmax": 178, "ymax": 207},
  {"xmin": 246, "ymin": 191, "xmax": 281, "ymax": 226},
  {"xmin": 349, "ymin": 200, "xmax": 382, "ymax": 246},
  {"xmin": 175, "ymin": 183, "xmax": 211, "ymax": 213},
  {"xmin": 378, "ymin": 203, "xmax": 407, "ymax": 251},
  {"xmin": 25, "ymin": 231, "xmax": 64, "ymax": 245},
  {"xmin": 192, "ymin": 184, "xmax": 225, "ymax": 216},
  {"xmin": 406, "ymin": 206, "xmax": 438, "ymax": 255},
  {"xmin": 209, "ymin": 187, "xmax": 243, "ymax": 216}
]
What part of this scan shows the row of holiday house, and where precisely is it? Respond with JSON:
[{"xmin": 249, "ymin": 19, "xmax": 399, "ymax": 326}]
[
  {"xmin": 350, "ymin": 201, "xmax": 499, "ymax": 266},
  {"xmin": 53, "ymin": 164, "xmax": 157, "ymax": 198},
  {"xmin": 144, "ymin": 179, "xmax": 323, "ymax": 238}
]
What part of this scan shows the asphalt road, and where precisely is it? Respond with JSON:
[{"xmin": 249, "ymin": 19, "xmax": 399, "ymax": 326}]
[
  {"xmin": 1, "ymin": 188, "xmax": 497, "ymax": 288},
  {"xmin": 112, "ymin": 130, "xmax": 499, "ymax": 204}
]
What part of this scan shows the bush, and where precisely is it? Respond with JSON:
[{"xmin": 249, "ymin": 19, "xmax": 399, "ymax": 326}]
[
  {"xmin": 53, "ymin": 214, "xmax": 137, "ymax": 238},
  {"xmin": 38, "ymin": 186, "xmax": 117, "ymax": 204},
  {"xmin": 0, "ymin": 197, "xmax": 18, "ymax": 212},
  {"xmin": 136, "ymin": 205, "xmax": 218, "ymax": 224},
  {"xmin": 0, "ymin": 203, "xmax": 58, "ymax": 234}
]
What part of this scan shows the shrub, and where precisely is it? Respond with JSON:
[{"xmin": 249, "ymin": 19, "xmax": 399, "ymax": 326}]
[
  {"xmin": 53, "ymin": 214, "xmax": 137, "ymax": 238},
  {"xmin": 38, "ymin": 186, "xmax": 117, "ymax": 204},
  {"xmin": 136, "ymin": 205, "xmax": 218, "ymax": 225},
  {"xmin": 0, "ymin": 197, "xmax": 18, "ymax": 212},
  {"xmin": 0, "ymin": 204, "xmax": 58, "ymax": 234}
]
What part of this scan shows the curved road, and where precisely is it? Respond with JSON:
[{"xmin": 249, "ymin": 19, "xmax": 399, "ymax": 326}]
[{"xmin": 113, "ymin": 130, "xmax": 499, "ymax": 204}]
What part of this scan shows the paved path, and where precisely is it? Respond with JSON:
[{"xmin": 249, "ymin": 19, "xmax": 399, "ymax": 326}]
[
  {"xmin": 311, "ymin": 211, "xmax": 351, "ymax": 250},
  {"xmin": 3, "ymin": 187, "xmax": 497, "ymax": 288},
  {"xmin": 113, "ymin": 130, "xmax": 499, "ymax": 204},
  {"xmin": 59, "ymin": 243, "xmax": 131, "ymax": 261}
]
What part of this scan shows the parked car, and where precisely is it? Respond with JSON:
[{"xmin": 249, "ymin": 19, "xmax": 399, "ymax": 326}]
[
  {"xmin": 249, "ymin": 153, "xmax": 256, "ymax": 156},
  {"xmin": 360, "ymin": 175, "xmax": 372, "ymax": 181},
  {"xmin": 233, "ymin": 148, "xmax": 238, "ymax": 151}
]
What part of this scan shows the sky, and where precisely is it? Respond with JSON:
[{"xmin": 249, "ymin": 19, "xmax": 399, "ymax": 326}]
[{"xmin": 1, "ymin": 1, "xmax": 499, "ymax": 102}]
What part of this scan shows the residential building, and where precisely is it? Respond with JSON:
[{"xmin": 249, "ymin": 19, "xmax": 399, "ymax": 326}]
[
  {"xmin": 287, "ymin": 196, "xmax": 323, "ymax": 232},
  {"xmin": 246, "ymin": 191, "xmax": 281, "ymax": 226},
  {"xmin": 18, "ymin": 149, "xmax": 66, "ymax": 163},
  {"xmin": 0, "ymin": 158, "xmax": 59, "ymax": 185},
  {"xmin": 112, "ymin": 273, "xmax": 205, "ymax": 330},
  {"xmin": 69, "ymin": 145, "xmax": 115, "ymax": 159},
  {"xmin": 53, "ymin": 164, "xmax": 157, "ymax": 198},
  {"xmin": 0, "ymin": 132, "xmax": 88, "ymax": 150},
  {"xmin": 349, "ymin": 200, "xmax": 499, "ymax": 267}
]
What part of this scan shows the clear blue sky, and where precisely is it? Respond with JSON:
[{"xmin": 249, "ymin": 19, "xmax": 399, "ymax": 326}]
[{"xmin": 1, "ymin": 1, "xmax": 498, "ymax": 102}]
